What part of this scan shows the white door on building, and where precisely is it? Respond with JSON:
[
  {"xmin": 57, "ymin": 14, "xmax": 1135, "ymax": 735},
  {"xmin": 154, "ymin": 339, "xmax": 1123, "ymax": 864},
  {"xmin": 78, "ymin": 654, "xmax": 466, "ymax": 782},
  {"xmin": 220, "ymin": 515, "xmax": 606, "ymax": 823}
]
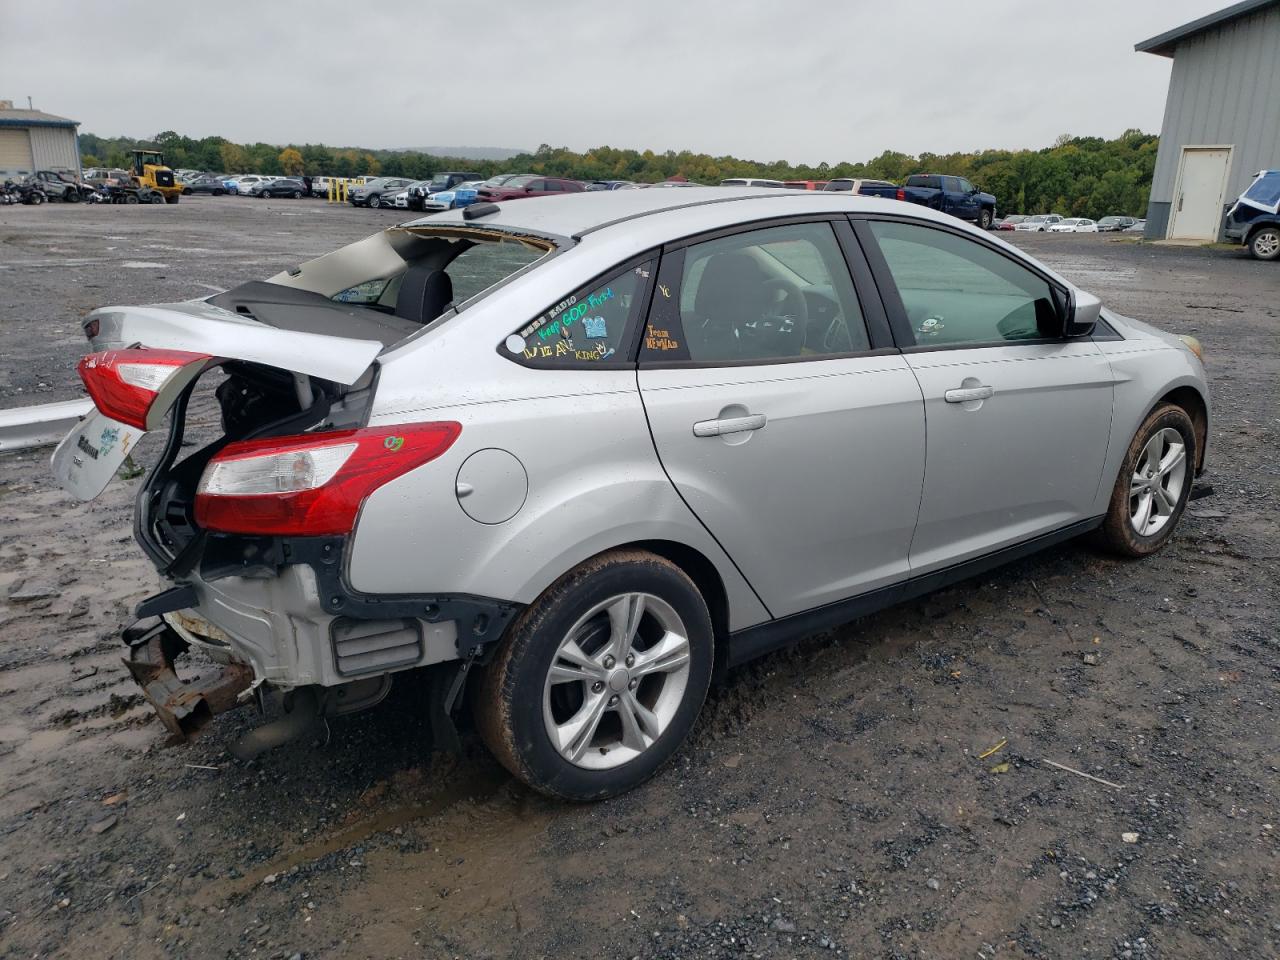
[
  {"xmin": 1170, "ymin": 146, "xmax": 1232, "ymax": 240},
  {"xmin": 0, "ymin": 129, "xmax": 34, "ymax": 176}
]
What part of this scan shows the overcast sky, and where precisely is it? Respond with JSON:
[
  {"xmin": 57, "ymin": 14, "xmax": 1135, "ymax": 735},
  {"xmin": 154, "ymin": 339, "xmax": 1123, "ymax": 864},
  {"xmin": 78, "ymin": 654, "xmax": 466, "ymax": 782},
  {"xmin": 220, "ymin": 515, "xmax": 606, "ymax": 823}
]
[{"xmin": 1, "ymin": 0, "xmax": 1230, "ymax": 163}]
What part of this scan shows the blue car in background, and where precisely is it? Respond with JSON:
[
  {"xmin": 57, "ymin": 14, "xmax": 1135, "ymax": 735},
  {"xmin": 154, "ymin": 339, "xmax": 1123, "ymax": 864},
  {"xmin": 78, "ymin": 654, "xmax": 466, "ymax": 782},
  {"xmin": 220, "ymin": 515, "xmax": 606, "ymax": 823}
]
[
  {"xmin": 420, "ymin": 181, "xmax": 481, "ymax": 212},
  {"xmin": 1224, "ymin": 169, "xmax": 1280, "ymax": 261}
]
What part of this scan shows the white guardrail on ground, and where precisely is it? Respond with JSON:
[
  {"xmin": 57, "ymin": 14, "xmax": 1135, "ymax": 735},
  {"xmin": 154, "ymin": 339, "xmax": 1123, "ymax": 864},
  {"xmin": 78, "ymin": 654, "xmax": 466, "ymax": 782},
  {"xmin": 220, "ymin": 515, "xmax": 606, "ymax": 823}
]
[{"xmin": 0, "ymin": 398, "xmax": 93, "ymax": 452}]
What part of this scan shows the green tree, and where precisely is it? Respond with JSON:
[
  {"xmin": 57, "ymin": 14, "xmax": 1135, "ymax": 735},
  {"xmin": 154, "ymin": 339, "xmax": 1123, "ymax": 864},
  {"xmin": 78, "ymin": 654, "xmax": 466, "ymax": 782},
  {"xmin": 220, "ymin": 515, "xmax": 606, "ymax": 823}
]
[{"xmin": 219, "ymin": 142, "xmax": 249, "ymax": 173}]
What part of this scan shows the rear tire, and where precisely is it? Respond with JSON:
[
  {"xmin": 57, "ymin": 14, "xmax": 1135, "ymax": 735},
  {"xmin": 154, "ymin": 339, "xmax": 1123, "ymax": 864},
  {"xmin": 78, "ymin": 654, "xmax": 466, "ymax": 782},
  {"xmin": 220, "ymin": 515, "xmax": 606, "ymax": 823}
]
[
  {"xmin": 1096, "ymin": 403, "xmax": 1196, "ymax": 557},
  {"xmin": 476, "ymin": 550, "xmax": 713, "ymax": 801},
  {"xmin": 1248, "ymin": 226, "xmax": 1280, "ymax": 261},
  {"xmin": 370, "ymin": 195, "xmax": 381, "ymax": 208}
]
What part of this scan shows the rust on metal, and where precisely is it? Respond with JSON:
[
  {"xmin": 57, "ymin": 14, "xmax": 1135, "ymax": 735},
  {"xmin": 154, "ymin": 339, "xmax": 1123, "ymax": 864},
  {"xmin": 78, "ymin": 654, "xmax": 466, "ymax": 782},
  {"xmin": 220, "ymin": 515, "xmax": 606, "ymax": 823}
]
[{"xmin": 125, "ymin": 626, "xmax": 252, "ymax": 740}]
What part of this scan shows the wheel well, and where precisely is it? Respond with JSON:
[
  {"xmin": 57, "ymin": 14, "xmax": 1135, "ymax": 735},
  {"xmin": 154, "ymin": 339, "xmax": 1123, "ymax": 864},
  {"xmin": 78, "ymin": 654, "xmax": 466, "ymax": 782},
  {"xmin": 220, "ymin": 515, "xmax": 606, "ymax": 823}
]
[
  {"xmin": 1245, "ymin": 220, "xmax": 1280, "ymax": 241},
  {"xmin": 1159, "ymin": 386, "xmax": 1208, "ymax": 473},
  {"xmin": 625, "ymin": 540, "xmax": 732, "ymax": 672}
]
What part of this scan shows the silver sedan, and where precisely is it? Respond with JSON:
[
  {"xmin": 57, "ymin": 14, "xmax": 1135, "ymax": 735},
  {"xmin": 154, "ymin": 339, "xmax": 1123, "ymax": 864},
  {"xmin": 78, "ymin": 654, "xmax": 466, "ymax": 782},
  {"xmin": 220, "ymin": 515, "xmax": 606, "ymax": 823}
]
[{"xmin": 54, "ymin": 189, "xmax": 1210, "ymax": 799}]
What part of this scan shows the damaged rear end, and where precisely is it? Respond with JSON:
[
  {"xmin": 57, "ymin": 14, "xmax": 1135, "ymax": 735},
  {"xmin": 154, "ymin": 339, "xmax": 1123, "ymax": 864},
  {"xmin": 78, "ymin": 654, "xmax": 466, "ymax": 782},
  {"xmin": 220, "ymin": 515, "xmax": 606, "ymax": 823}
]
[{"xmin": 51, "ymin": 223, "xmax": 547, "ymax": 755}]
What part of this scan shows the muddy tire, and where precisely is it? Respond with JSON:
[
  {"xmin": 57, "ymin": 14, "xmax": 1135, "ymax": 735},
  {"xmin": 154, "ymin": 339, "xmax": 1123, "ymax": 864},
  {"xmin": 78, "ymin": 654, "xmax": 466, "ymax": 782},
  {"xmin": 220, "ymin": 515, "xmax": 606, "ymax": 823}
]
[
  {"xmin": 476, "ymin": 550, "xmax": 713, "ymax": 801},
  {"xmin": 1096, "ymin": 403, "xmax": 1196, "ymax": 557}
]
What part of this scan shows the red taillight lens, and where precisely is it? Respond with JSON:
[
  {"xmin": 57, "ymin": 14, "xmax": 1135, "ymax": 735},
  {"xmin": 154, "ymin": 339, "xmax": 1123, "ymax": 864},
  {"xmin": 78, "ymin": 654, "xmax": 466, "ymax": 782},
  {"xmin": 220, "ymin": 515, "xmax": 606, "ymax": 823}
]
[
  {"xmin": 77, "ymin": 348, "xmax": 211, "ymax": 430},
  {"xmin": 194, "ymin": 422, "xmax": 462, "ymax": 536},
  {"xmin": 896, "ymin": 188, "xmax": 905, "ymax": 201}
]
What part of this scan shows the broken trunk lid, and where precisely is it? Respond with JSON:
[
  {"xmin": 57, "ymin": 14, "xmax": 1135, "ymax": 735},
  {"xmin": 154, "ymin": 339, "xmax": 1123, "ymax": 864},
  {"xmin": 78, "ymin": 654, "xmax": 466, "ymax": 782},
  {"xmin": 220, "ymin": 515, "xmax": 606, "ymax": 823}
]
[
  {"xmin": 84, "ymin": 300, "xmax": 385, "ymax": 384},
  {"xmin": 54, "ymin": 302, "xmax": 384, "ymax": 502}
]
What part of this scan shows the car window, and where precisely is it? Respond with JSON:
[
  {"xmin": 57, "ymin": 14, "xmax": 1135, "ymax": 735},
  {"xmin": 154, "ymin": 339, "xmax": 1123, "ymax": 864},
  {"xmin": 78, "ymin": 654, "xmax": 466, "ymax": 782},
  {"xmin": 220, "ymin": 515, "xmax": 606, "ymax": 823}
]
[
  {"xmin": 504, "ymin": 261, "xmax": 653, "ymax": 366},
  {"xmin": 958, "ymin": 178, "xmax": 974, "ymax": 193},
  {"xmin": 448, "ymin": 239, "xmax": 548, "ymax": 305},
  {"xmin": 653, "ymin": 222, "xmax": 869, "ymax": 364},
  {"xmin": 869, "ymin": 220, "xmax": 1062, "ymax": 347}
]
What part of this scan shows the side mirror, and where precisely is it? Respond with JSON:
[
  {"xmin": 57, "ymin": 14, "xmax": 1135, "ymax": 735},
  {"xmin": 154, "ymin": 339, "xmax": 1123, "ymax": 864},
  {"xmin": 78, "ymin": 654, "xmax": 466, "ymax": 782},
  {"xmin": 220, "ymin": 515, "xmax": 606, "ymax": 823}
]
[{"xmin": 1065, "ymin": 288, "xmax": 1101, "ymax": 337}]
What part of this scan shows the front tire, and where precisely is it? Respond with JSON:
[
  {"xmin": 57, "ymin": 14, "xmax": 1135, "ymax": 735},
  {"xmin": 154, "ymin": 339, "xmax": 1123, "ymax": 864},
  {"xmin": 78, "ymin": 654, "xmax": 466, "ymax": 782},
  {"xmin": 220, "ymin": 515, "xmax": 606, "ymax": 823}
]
[
  {"xmin": 978, "ymin": 208, "xmax": 993, "ymax": 229},
  {"xmin": 476, "ymin": 550, "xmax": 713, "ymax": 801},
  {"xmin": 1097, "ymin": 403, "xmax": 1196, "ymax": 557},
  {"xmin": 1248, "ymin": 226, "xmax": 1280, "ymax": 261}
]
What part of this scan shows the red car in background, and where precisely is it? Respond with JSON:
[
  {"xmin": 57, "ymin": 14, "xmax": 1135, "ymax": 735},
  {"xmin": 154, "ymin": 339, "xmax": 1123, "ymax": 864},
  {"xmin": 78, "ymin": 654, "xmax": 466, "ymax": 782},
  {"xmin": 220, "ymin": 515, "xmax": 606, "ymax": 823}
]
[{"xmin": 476, "ymin": 175, "xmax": 585, "ymax": 202}]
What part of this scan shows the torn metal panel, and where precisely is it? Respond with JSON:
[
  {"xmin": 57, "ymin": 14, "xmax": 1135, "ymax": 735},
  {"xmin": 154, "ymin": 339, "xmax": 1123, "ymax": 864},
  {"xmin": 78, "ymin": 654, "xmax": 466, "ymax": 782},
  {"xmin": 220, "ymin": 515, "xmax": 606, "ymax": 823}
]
[{"xmin": 124, "ymin": 622, "xmax": 253, "ymax": 740}]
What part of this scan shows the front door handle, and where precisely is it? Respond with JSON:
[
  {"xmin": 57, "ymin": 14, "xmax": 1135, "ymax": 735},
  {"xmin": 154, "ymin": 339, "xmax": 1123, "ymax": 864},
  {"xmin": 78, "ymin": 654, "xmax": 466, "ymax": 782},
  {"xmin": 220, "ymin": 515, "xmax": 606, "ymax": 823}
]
[
  {"xmin": 693, "ymin": 413, "xmax": 767, "ymax": 437},
  {"xmin": 944, "ymin": 385, "xmax": 994, "ymax": 403}
]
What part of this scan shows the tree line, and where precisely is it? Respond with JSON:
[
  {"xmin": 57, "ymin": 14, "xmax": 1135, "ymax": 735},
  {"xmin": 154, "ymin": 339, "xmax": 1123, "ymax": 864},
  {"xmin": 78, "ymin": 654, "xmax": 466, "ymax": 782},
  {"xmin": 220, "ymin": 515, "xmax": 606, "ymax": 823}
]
[{"xmin": 79, "ymin": 129, "xmax": 1159, "ymax": 219}]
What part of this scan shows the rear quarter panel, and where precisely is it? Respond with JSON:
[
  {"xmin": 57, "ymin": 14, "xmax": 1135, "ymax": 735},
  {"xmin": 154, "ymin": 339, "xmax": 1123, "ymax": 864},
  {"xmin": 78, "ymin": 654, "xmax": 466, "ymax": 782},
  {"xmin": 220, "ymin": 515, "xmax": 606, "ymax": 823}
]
[{"xmin": 351, "ymin": 250, "xmax": 772, "ymax": 630}]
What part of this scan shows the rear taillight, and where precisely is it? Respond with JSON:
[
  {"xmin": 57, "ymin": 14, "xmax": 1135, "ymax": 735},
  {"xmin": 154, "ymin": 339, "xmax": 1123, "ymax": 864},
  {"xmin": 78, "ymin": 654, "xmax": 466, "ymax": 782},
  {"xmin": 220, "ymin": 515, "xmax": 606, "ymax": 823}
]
[
  {"xmin": 77, "ymin": 348, "xmax": 212, "ymax": 430},
  {"xmin": 194, "ymin": 422, "xmax": 462, "ymax": 536},
  {"xmin": 896, "ymin": 188, "xmax": 905, "ymax": 201}
]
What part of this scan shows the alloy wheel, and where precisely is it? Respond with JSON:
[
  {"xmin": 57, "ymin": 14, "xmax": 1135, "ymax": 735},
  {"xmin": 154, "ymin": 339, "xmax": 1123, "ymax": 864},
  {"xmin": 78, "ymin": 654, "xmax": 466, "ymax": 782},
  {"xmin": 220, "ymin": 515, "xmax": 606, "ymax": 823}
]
[
  {"xmin": 542, "ymin": 592, "xmax": 691, "ymax": 770},
  {"xmin": 1253, "ymin": 231, "xmax": 1279, "ymax": 259},
  {"xmin": 1129, "ymin": 427, "xmax": 1187, "ymax": 537}
]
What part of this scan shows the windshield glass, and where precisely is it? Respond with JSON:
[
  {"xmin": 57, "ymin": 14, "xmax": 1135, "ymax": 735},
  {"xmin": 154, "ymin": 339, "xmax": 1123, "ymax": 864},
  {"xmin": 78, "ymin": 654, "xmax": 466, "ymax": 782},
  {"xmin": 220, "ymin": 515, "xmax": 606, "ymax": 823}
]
[{"xmin": 1242, "ymin": 172, "xmax": 1280, "ymax": 210}]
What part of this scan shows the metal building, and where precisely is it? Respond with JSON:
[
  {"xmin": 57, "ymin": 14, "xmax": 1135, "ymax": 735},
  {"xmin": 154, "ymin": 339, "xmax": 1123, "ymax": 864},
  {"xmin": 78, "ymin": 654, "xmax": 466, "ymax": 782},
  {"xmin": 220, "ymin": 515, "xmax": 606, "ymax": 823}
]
[
  {"xmin": 0, "ymin": 101, "xmax": 81, "ymax": 180},
  {"xmin": 1136, "ymin": 0, "xmax": 1280, "ymax": 240}
]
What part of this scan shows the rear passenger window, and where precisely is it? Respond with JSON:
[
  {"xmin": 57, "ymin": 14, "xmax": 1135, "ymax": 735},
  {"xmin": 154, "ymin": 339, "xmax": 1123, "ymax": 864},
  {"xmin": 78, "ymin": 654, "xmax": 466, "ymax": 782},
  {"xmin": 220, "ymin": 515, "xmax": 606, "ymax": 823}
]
[
  {"xmin": 504, "ymin": 261, "xmax": 653, "ymax": 366},
  {"xmin": 652, "ymin": 222, "xmax": 870, "ymax": 364},
  {"xmin": 869, "ymin": 220, "xmax": 1062, "ymax": 346}
]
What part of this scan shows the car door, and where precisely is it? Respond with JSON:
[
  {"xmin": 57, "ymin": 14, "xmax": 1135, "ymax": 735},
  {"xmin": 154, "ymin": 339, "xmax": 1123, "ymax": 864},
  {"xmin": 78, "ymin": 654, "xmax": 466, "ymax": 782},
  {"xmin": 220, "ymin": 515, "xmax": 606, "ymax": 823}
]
[
  {"xmin": 955, "ymin": 178, "xmax": 979, "ymax": 220},
  {"xmin": 636, "ymin": 219, "xmax": 927, "ymax": 617},
  {"xmin": 855, "ymin": 217, "xmax": 1114, "ymax": 573}
]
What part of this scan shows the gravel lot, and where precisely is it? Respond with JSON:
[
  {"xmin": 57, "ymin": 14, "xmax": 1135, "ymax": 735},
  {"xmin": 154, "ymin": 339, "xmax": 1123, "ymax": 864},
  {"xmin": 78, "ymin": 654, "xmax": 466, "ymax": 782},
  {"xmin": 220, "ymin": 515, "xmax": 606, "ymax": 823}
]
[{"xmin": 0, "ymin": 198, "xmax": 1276, "ymax": 959}]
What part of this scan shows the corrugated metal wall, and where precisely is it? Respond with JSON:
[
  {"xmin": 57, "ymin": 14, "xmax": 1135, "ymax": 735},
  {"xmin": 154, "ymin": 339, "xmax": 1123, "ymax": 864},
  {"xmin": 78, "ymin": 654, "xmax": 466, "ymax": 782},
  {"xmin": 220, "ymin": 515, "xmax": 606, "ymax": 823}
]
[
  {"xmin": 28, "ymin": 126, "xmax": 80, "ymax": 173},
  {"xmin": 1144, "ymin": 3, "xmax": 1280, "ymax": 238}
]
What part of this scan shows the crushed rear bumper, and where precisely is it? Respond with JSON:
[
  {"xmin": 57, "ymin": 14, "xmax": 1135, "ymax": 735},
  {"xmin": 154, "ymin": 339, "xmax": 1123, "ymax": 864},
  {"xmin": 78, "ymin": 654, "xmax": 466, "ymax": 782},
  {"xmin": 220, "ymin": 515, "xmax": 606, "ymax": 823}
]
[{"xmin": 123, "ymin": 620, "xmax": 253, "ymax": 740}]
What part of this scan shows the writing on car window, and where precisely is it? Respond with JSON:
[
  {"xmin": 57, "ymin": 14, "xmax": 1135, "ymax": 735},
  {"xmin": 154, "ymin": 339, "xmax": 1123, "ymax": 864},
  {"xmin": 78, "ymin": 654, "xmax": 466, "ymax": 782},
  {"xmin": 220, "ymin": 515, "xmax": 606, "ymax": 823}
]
[{"xmin": 505, "ymin": 262, "xmax": 652, "ymax": 366}]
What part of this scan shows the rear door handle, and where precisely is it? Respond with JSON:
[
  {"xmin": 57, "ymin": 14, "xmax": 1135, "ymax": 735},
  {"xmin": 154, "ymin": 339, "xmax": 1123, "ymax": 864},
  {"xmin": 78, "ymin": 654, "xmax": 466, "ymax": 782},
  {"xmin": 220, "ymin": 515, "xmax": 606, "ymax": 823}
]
[
  {"xmin": 944, "ymin": 385, "xmax": 994, "ymax": 403},
  {"xmin": 693, "ymin": 413, "xmax": 767, "ymax": 437}
]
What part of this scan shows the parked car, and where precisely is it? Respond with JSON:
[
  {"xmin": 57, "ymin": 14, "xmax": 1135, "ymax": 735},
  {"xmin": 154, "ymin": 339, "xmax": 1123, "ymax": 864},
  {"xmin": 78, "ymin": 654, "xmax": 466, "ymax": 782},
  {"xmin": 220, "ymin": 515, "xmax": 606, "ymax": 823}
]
[
  {"xmin": 1049, "ymin": 218, "xmax": 1099, "ymax": 233},
  {"xmin": 782, "ymin": 180, "xmax": 829, "ymax": 190},
  {"xmin": 1223, "ymin": 169, "xmax": 1280, "ymax": 261},
  {"xmin": 248, "ymin": 178, "xmax": 308, "ymax": 199},
  {"xmin": 1015, "ymin": 214, "xmax": 1066, "ymax": 232},
  {"xmin": 420, "ymin": 181, "xmax": 482, "ymax": 211},
  {"xmin": 30, "ymin": 170, "xmax": 91, "ymax": 202},
  {"xmin": 348, "ymin": 177, "xmax": 416, "ymax": 208},
  {"xmin": 392, "ymin": 180, "xmax": 430, "ymax": 209},
  {"xmin": 183, "ymin": 176, "xmax": 229, "ymax": 196},
  {"xmin": 1097, "ymin": 216, "xmax": 1138, "ymax": 232},
  {"xmin": 822, "ymin": 178, "xmax": 898, "ymax": 198},
  {"xmin": 995, "ymin": 215, "xmax": 1028, "ymax": 230},
  {"xmin": 231, "ymin": 175, "xmax": 270, "ymax": 196},
  {"xmin": 897, "ymin": 174, "xmax": 998, "ymax": 229},
  {"xmin": 719, "ymin": 178, "xmax": 785, "ymax": 188},
  {"xmin": 476, "ymin": 175, "xmax": 585, "ymax": 202},
  {"xmin": 53, "ymin": 188, "xmax": 1210, "ymax": 801},
  {"xmin": 1124, "ymin": 219, "xmax": 1147, "ymax": 233},
  {"xmin": 587, "ymin": 180, "xmax": 636, "ymax": 191}
]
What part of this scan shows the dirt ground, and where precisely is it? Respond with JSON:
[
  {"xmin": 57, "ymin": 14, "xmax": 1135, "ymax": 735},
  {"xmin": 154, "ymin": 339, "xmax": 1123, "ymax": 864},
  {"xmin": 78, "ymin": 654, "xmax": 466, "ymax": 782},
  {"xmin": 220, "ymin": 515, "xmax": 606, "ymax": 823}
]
[{"xmin": 0, "ymin": 198, "xmax": 1276, "ymax": 960}]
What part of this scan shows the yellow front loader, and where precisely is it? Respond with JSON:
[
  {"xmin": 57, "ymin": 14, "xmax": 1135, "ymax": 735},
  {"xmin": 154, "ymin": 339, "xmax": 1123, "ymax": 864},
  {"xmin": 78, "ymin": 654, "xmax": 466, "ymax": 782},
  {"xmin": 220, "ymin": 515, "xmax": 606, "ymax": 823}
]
[{"xmin": 131, "ymin": 149, "xmax": 182, "ymax": 204}]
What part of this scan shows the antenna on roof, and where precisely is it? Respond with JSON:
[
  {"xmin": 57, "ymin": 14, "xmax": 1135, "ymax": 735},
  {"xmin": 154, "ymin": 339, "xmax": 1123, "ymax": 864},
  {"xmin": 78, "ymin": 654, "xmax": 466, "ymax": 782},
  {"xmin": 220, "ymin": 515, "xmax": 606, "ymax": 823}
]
[{"xmin": 27, "ymin": 96, "xmax": 32, "ymax": 110}]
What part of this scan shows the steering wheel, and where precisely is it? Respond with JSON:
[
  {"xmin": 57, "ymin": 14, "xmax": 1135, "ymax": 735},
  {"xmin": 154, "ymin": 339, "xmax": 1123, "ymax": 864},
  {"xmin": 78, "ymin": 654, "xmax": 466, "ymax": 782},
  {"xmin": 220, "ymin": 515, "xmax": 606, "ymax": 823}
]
[{"xmin": 741, "ymin": 278, "xmax": 809, "ymax": 355}]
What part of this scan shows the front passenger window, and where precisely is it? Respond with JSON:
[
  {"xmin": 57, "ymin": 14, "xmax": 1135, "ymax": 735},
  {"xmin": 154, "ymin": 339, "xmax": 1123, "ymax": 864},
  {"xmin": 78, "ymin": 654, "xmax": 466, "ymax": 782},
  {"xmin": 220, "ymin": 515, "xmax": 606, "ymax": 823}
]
[{"xmin": 869, "ymin": 221, "xmax": 1062, "ymax": 346}]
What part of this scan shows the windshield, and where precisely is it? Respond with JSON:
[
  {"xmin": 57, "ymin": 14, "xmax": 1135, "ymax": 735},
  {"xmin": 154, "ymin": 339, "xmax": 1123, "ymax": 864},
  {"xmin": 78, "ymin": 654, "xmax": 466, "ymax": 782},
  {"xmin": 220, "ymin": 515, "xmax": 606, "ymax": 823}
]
[{"xmin": 1242, "ymin": 172, "xmax": 1280, "ymax": 211}]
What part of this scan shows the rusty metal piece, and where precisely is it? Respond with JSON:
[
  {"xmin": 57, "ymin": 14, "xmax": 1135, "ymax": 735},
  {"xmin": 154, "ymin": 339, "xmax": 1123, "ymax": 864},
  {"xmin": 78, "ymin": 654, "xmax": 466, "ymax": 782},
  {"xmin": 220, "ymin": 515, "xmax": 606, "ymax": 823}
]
[{"xmin": 124, "ymin": 622, "xmax": 253, "ymax": 740}]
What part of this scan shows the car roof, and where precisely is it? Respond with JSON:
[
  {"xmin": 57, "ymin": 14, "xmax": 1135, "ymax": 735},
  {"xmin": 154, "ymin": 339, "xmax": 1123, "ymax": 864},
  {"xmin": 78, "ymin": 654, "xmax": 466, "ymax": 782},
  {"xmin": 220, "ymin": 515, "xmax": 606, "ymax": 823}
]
[{"xmin": 403, "ymin": 187, "xmax": 956, "ymax": 241}]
